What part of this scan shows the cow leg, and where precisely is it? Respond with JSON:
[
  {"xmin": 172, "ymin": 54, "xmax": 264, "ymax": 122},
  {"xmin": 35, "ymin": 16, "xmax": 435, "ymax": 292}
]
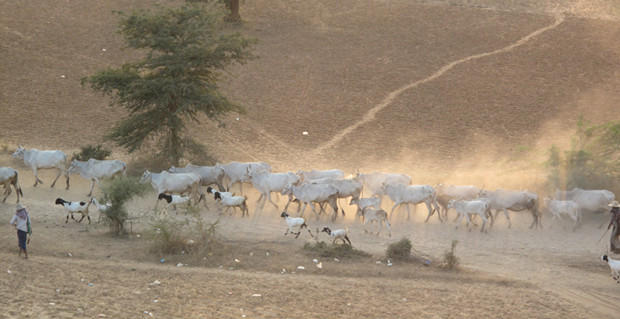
[
  {"xmin": 363, "ymin": 219, "xmax": 370, "ymax": 234},
  {"xmin": 299, "ymin": 202, "xmax": 309, "ymax": 218},
  {"xmin": 66, "ymin": 214, "xmax": 69, "ymax": 223},
  {"xmin": 503, "ymin": 209, "xmax": 512, "ymax": 228},
  {"xmin": 33, "ymin": 168, "xmax": 42, "ymax": 187},
  {"xmin": 480, "ymin": 216, "xmax": 487, "ymax": 233},
  {"xmin": 389, "ymin": 203, "xmax": 400, "ymax": 220},
  {"xmin": 423, "ymin": 201, "xmax": 435, "ymax": 223},
  {"xmin": 455, "ymin": 213, "xmax": 464, "ymax": 230},
  {"xmin": 464, "ymin": 213, "xmax": 473, "ymax": 232},
  {"xmin": 267, "ymin": 192, "xmax": 279, "ymax": 209},
  {"xmin": 50, "ymin": 168, "xmax": 62, "ymax": 188},
  {"xmin": 87, "ymin": 180, "xmax": 96, "ymax": 197}
]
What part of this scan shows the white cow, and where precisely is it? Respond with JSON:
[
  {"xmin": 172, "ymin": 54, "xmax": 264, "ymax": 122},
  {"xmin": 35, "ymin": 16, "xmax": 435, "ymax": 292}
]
[
  {"xmin": 296, "ymin": 169, "xmax": 345, "ymax": 182},
  {"xmin": 0, "ymin": 167, "xmax": 23, "ymax": 203},
  {"xmin": 68, "ymin": 159, "xmax": 127, "ymax": 196},
  {"xmin": 282, "ymin": 183, "xmax": 339, "ymax": 220},
  {"xmin": 216, "ymin": 161, "xmax": 272, "ymax": 194},
  {"xmin": 169, "ymin": 164, "xmax": 226, "ymax": 191},
  {"xmin": 376, "ymin": 183, "xmax": 440, "ymax": 222},
  {"xmin": 478, "ymin": 189, "xmax": 540, "ymax": 229},
  {"xmin": 553, "ymin": 188, "xmax": 615, "ymax": 215},
  {"xmin": 544, "ymin": 197, "xmax": 581, "ymax": 231},
  {"xmin": 448, "ymin": 199, "xmax": 490, "ymax": 233},
  {"xmin": 12, "ymin": 146, "xmax": 69, "ymax": 189},
  {"xmin": 436, "ymin": 184, "xmax": 481, "ymax": 220},
  {"xmin": 140, "ymin": 170, "xmax": 204, "ymax": 209},
  {"xmin": 356, "ymin": 172, "xmax": 411, "ymax": 197},
  {"xmin": 308, "ymin": 178, "xmax": 362, "ymax": 216},
  {"xmin": 248, "ymin": 169, "xmax": 299, "ymax": 210}
]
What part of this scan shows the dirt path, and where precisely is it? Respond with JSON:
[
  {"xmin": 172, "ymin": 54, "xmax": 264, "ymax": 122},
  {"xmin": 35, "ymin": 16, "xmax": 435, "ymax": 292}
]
[{"xmin": 312, "ymin": 14, "xmax": 566, "ymax": 155}]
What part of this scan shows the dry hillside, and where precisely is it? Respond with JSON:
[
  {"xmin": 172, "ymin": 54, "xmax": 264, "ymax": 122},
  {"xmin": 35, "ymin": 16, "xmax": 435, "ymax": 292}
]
[{"xmin": 1, "ymin": 0, "xmax": 619, "ymax": 318}]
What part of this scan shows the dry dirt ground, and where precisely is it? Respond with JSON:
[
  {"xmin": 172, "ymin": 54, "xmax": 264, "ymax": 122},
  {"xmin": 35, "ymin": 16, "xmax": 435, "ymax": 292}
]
[{"xmin": 1, "ymin": 0, "xmax": 620, "ymax": 318}]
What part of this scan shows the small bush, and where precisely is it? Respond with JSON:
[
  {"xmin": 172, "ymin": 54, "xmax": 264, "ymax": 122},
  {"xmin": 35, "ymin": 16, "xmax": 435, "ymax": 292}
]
[
  {"xmin": 145, "ymin": 209, "xmax": 219, "ymax": 255},
  {"xmin": 302, "ymin": 241, "xmax": 370, "ymax": 259},
  {"xmin": 386, "ymin": 237, "xmax": 412, "ymax": 261},
  {"xmin": 440, "ymin": 239, "xmax": 460, "ymax": 271},
  {"xmin": 99, "ymin": 177, "xmax": 150, "ymax": 235},
  {"xmin": 72, "ymin": 144, "xmax": 111, "ymax": 161}
]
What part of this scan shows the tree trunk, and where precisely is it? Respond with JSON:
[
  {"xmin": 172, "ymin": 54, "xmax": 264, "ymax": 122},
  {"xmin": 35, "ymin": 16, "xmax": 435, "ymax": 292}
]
[{"xmin": 227, "ymin": 0, "xmax": 241, "ymax": 23}]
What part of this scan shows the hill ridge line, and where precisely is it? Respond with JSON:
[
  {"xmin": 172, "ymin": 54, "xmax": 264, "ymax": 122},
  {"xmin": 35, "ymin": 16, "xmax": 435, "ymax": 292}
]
[{"xmin": 311, "ymin": 14, "xmax": 565, "ymax": 155}]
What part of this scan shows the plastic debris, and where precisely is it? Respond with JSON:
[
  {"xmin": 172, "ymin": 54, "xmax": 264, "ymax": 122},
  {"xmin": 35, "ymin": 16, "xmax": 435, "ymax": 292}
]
[
  {"xmin": 102, "ymin": 48, "xmax": 106, "ymax": 52},
  {"xmin": 150, "ymin": 280, "xmax": 161, "ymax": 286},
  {"xmin": 235, "ymin": 259, "xmax": 240, "ymax": 263},
  {"xmin": 334, "ymin": 258, "xmax": 339, "ymax": 262},
  {"xmin": 312, "ymin": 259, "xmax": 318, "ymax": 263},
  {"xmin": 424, "ymin": 260, "xmax": 431, "ymax": 266},
  {"xmin": 402, "ymin": 298, "xmax": 407, "ymax": 302},
  {"xmin": 251, "ymin": 294, "xmax": 261, "ymax": 297},
  {"xmin": 81, "ymin": 279, "xmax": 85, "ymax": 282},
  {"xmin": 375, "ymin": 261, "xmax": 382, "ymax": 264},
  {"xmin": 160, "ymin": 259, "xmax": 165, "ymax": 263},
  {"xmin": 68, "ymin": 253, "xmax": 72, "ymax": 257},
  {"xmin": 154, "ymin": 300, "xmax": 158, "ymax": 303},
  {"xmin": 281, "ymin": 269, "xmax": 286, "ymax": 274},
  {"xmin": 266, "ymin": 252, "xmax": 269, "ymax": 256},
  {"xmin": 88, "ymin": 283, "xmax": 94, "ymax": 286},
  {"xmin": 303, "ymin": 131, "xmax": 309, "ymax": 135},
  {"xmin": 297, "ymin": 266, "xmax": 305, "ymax": 270},
  {"xmin": 7, "ymin": 270, "xmax": 11, "ymax": 274},
  {"xmin": 316, "ymin": 263, "xmax": 323, "ymax": 269},
  {"xmin": 49, "ymin": 303, "xmax": 55, "ymax": 306},
  {"xmin": 227, "ymin": 291, "xmax": 233, "ymax": 295},
  {"xmin": 176, "ymin": 263, "xmax": 183, "ymax": 267},
  {"xmin": 56, "ymin": 289, "xmax": 60, "ymax": 293}
]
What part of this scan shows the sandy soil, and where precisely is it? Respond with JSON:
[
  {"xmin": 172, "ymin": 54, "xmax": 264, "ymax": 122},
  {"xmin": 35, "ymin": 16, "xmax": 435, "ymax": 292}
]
[{"xmin": 1, "ymin": 0, "xmax": 619, "ymax": 318}]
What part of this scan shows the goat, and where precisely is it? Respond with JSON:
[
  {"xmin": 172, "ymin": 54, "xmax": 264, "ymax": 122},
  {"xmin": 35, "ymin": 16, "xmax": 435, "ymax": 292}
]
[
  {"xmin": 55, "ymin": 197, "xmax": 93, "ymax": 224},
  {"xmin": 321, "ymin": 226, "xmax": 351, "ymax": 245},
  {"xmin": 601, "ymin": 255, "xmax": 620, "ymax": 283},
  {"xmin": 213, "ymin": 191, "xmax": 249, "ymax": 217},
  {"xmin": 280, "ymin": 212, "xmax": 313, "ymax": 239},
  {"xmin": 158, "ymin": 193, "xmax": 192, "ymax": 215},
  {"xmin": 361, "ymin": 207, "xmax": 391, "ymax": 237},
  {"xmin": 91, "ymin": 197, "xmax": 112, "ymax": 222}
]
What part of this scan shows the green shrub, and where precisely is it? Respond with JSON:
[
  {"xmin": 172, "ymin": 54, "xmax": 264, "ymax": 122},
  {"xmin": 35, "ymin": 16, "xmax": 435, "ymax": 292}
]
[
  {"xmin": 72, "ymin": 144, "xmax": 111, "ymax": 161},
  {"xmin": 302, "ymin": 241, "xmax": 370, "ymax": 259},
  {"xmin": 440, "ymin": 239, "xmax": 460, "ymax": 271},
  {"xmin": 386, "ymin": 237, "xmax": 412, "ymax": 261},
  {"xmin": 99, "ymin": 177, "xmax": 149, "ymax": 235},
  {"xmin": 145, "ymin": 209, "xmax": 219, "ymax": 255}
]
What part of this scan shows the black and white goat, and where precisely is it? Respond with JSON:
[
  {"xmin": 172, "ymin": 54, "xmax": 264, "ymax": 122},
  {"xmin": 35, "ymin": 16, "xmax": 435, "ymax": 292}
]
[
  {"xmin": 55, "ymin": 197, "xmax": 93, "ymax": 224},
  {"xmin": 158, "ymin": 193, "xmax": 192, "ymax": 215},
  {"xmin": 281, "ymin": 212, "xmax": 313, "ymax": 239},
  {"xmin": 601, "ymin": 254, "xmax": 620, "ymax": 283},
  {"xmin": 213, "ymin": 191, "xmax": 249, "ymax": 217},
  {"xmin": 321, "ymin": 226, "xmax": 351, "ymax": 245}
]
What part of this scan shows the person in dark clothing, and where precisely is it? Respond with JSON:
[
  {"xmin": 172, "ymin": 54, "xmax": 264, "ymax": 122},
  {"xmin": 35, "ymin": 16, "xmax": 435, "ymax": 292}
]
[
  {"xmin": 9, "ymin": 203, "xmax": 31, "ymax": 259},
  {"xmin": 607, "ymin": 201, "xmax": 620, "ymax": 254}
]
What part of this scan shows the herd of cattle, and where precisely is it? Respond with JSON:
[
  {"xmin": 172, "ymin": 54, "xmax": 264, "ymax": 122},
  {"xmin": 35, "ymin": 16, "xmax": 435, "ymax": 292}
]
[{"xmin": 0, "ymin": 146, "xmax": 617, "ymax": 234}]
